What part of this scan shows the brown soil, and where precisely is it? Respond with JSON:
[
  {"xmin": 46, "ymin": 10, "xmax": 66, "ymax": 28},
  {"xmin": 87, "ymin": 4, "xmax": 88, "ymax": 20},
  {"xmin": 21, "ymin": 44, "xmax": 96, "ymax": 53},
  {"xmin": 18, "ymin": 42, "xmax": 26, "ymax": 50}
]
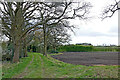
[{"xmin": 51, "ymin": 52, "xmax": 119, "ymax": 66}]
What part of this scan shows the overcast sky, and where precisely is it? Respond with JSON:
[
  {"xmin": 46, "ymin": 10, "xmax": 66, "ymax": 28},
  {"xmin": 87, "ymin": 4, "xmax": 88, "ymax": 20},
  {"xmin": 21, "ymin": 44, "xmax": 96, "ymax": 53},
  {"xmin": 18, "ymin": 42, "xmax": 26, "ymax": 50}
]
[
  {"xmin": 68, "ymin": 0, "xmax": 118, "ymax": 46},
  {"xmin": 0, "ymin": 0, "xmax": 118, "ymax": 46}
]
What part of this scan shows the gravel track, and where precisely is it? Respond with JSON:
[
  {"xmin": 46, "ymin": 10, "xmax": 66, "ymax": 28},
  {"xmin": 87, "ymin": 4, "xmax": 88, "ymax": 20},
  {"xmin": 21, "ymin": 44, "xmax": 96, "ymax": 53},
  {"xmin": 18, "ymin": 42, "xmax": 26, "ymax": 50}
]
[{"xmin": 51, "ymin": 52, "xmax": 119, "ymax": 66}]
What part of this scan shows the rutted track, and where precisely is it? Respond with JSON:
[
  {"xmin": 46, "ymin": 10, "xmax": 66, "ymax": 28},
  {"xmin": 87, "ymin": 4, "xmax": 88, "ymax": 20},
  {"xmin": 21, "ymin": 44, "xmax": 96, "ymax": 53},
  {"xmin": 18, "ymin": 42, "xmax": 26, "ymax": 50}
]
[
  {"xmin": 51, "ymin": 52, "xmax": 118, "ymax": 66},
  {"xmin": 13, "ymin": 55, "xmax": 35, "ymax": 78},
  {"xmin": 39, "ymin": 55, "xmax": 45, "ymax": 78}
]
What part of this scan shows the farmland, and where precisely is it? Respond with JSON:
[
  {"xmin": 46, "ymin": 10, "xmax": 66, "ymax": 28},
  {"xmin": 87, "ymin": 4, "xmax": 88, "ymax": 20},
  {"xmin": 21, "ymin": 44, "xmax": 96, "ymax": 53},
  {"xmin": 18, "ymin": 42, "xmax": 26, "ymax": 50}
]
[
  {"xmin": 51, "ymin": 52, "xmax": 118, "ymax": 65},
  {"xmin": 57, "ymin": 45, "xmax": 119, "ymax": 52},
  {"xmin": 2, "ymin": 52, "xmax": 119, "ymax": 78},
  {"xmin": 0, "ymin": 1, "xmax": 119, "ymax": 79}
]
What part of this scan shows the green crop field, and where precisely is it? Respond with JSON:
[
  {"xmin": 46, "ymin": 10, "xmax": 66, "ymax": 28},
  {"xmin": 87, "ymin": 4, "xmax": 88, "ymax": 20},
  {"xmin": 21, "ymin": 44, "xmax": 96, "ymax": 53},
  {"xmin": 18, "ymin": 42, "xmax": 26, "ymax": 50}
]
[
  {"xmin": 57, "ymin": 45, "xmax": 119, "ymax": 52},
  {"xmin": 2, "ymin": 52, "xmax": 119, "ymax": 78},
  {"xmin": 93, "ymin": 46, "xmax": 119, "ymax": 52}
]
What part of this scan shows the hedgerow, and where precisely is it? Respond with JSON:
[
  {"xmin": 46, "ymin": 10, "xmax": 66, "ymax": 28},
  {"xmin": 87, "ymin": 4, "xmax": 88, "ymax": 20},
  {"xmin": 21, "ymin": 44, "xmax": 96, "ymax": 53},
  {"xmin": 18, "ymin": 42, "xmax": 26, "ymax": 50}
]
[{"xmin": 58, "ymin": 45, "xmax": 93, "ymax": 52}]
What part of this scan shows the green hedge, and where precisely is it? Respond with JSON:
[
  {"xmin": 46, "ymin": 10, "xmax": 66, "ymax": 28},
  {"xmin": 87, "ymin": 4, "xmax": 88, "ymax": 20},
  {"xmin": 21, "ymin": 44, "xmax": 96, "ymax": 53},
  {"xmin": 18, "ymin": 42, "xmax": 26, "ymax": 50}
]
[
  {"xmin": 58, "ymin": 45, "xmax": 93, "ymax": 52},
  {"xmin": 58, "ymin": 45, "xmax": 119, "ymax": 52}
]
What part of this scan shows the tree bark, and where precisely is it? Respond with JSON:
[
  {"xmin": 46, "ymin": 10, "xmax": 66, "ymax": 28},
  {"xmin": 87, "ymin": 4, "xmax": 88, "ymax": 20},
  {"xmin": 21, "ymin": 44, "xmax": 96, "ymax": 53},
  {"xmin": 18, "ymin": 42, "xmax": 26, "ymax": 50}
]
[
  {"xmin": 43, "ymin": 25, "xmax": 47, "ymax": 56},
  {"xmin": 12, "ymin": 43, "xmax": 20, "ymax": 63},
  {"xmin": 54, "ymin": 46, "xmax": 56, "ymax": 52},
  {"xmin": 19, "ymin": 41, "xmax": 24, "ymax": 58},
  {"xmin": 24, "ymin": 44, "xmax": 28, "ymax": 57},
  {"xmin": 23, "ymin": 39, "xmax": 28, "ymax": 57}
]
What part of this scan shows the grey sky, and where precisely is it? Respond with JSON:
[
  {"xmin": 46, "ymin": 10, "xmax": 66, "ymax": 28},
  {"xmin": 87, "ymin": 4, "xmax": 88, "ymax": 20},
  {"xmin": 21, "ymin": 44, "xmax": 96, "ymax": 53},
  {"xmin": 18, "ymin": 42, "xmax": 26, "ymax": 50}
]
[
  {"xmin": 69, "ymin": 0, "xmax": 118, "ymax": 45},
  {"xmin": 0, "ymin": 0, "xmax": 118, "ymax": 45}
]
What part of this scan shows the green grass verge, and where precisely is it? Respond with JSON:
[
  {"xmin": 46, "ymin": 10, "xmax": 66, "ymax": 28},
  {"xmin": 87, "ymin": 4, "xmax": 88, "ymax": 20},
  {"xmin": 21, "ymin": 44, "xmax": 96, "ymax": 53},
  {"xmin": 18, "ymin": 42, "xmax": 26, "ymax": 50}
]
[
  {"xmin": 2, "ymin": 52, "xmax": 119, "ymax": 78},
  {"xmin": 2, "ymin": 52, "xmax": 33, "ymax": 78},
  {"xmin": 0, "ymin": 62, "xmax": 2, "ymax": 79}
]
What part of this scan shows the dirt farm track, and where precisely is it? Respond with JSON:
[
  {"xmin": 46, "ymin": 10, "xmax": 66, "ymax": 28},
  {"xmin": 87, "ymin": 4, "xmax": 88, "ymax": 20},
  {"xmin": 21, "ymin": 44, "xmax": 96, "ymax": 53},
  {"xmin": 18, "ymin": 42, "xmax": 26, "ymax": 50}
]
[{"xmin": 51, "ymin": 52, "xmax": 119, "ymax": 66}]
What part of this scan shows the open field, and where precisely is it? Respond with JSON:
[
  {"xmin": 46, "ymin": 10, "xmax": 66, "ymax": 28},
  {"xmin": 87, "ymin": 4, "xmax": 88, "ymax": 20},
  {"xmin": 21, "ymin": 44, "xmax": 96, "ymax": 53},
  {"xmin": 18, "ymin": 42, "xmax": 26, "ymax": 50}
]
[
  {"xmin": 51, "ymin": 52, "xmax": 118, "ymax": 66},
  {"xmin": 1, "ymin": 1, "xmax": 119, "ymax": 79},
  {"xmin": 58, "ymin": 45, "xmax": 119, "ymax": 52},
  {"xmin": 2, "ymin": 52, "xmax": 119, "ymax": 78}
]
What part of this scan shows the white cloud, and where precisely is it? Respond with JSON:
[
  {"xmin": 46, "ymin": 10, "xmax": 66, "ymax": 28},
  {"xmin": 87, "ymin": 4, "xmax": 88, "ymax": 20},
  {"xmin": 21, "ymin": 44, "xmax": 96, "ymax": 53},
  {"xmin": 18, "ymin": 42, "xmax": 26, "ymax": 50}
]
[
  {"xmin": 70, "ymin": 36, "xmax": 118, "ymax": 46},
  {"xmin": 69, "ymin": 0, "xmax": 118, "ymax": 45}
]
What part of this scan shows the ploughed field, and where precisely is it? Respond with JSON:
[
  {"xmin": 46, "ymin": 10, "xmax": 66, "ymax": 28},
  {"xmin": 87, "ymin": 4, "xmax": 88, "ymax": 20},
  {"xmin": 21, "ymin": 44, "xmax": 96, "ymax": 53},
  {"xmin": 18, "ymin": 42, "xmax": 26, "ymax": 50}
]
[{"xmin": 51, "ymin": 52, "xmax": 118, "ymax": 66}]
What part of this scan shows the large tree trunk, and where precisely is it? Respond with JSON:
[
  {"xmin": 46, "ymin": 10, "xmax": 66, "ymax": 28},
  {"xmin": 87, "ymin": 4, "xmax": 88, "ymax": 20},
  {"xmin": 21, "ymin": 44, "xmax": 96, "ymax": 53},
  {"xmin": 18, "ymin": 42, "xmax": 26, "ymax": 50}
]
[
  {"xmin": 23, "ymin": 39, "xmax": 28, "ymax": 57},
  {"xmin": 54, "ymin": 39, "xmax": 57, "ymax": 52},
  {"xmin": 12, "ymin": 43, "xmax": 20, "ymax": 63},
  {"xmin": 19, "ymin": 41, "xmax": 24, "ymax": 58},
  {"xmin": 24, "ymin": 45, "xmax": 28, "ymax": 57},
  {"xmin": 43, "ymin": 40, "xmax": 47, "ymax": 56},
  {"xmin": 43, "ymin": 25, "xmax": 47, "ymax": 56},
  {"xmin": 54, "ymin": 46, "xmax": 56, "ymax": 52}
]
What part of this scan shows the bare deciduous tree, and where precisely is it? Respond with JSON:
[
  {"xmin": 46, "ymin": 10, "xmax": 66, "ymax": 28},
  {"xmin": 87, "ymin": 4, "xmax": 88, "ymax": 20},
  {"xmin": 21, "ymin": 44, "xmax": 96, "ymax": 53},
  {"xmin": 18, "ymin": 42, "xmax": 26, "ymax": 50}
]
[
  {"xmin": 47, "ymin": 26, "xmax": 71, "ymax": 52},
  {"xmin": 37, "ymin": 2, "xmax": 92, "ymax": 56},
  {"xmin": 0, "ymin": 2, "xmax": 42, "ymax": 62},
  {"xmin": 102, "ymin": 0, "xmax": 120, "ymax": 19},
  {"xmin": 0, "ymin": 1, "xmax": 92, "ymax": 62}
]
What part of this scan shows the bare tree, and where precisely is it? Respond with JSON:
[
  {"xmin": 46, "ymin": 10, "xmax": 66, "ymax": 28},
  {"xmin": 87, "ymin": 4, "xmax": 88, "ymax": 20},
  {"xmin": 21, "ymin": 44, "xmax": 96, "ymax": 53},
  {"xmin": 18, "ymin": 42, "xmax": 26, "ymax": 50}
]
[
  {"xmin": 47, "ymin": 25, "xmax": 71, "ymax": 52},
  {"xmin": 37, "ymin": 2, "xmax": 92, "ymax": 56},
  {"xmin": 0, "ymin": 2, "xmax": 42, "ymax": 62},
  {"xmin": 102, "ymin": 0, "xmax": 120, "ymax": 19},
  {"xmin": 0, "ymin": 1, "xmax": 92, "ymax": 62}
]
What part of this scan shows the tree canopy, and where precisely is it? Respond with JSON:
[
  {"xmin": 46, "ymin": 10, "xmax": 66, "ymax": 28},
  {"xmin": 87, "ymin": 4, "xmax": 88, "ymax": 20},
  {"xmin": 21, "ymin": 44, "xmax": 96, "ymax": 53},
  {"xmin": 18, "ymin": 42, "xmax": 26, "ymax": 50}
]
[{"xmin": 0, "ymin": 1, "xmax": 92, "ymax": 62}]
